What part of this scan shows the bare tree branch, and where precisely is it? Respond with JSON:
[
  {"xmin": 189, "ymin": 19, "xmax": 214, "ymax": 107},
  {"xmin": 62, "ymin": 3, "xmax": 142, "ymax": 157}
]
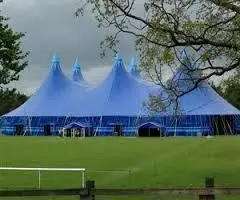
[
  {"xmin": 209, "ymin": 0, "xmax": 240, "ymax": 14},
  {"xmin": 76, "ymin": 0, "xmax": 240, "ymax": 112}
]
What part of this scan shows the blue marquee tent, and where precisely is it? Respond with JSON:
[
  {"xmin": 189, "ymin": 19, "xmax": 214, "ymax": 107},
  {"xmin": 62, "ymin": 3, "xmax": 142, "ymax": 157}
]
[
  {"xmin": 163, "ymin": 50, "xmax": 240, "ymax": 136},
  {"xmin": 1, "ymin": 51, "xmax": 240, "ymax": 136}
]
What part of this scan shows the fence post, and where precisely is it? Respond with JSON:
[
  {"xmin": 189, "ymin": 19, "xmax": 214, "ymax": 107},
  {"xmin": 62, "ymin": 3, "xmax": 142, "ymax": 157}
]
[
  {"xmin": 38, "ymin": 170, "xmax": 41, "ymax": 189},
  {"xmin": 80, "ymin": 180, "xmax": 95, "ymax": 200},
  {"xmin": 199, "ymin": 177, "xmax": 215, "ymax": 200},
  {"xmin": 128, "ymin": 169, "xmax": 132, "ymax": 185}
]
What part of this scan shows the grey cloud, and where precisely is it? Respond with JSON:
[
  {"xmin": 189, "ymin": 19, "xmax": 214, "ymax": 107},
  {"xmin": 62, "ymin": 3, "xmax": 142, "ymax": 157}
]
[
  {"xmin": 3, "ymin": 0, "xmax": 136, "ymax": 67},
  {"xmin": 1, "ymin": 0, "xmax": 140, "ymax": 94}
]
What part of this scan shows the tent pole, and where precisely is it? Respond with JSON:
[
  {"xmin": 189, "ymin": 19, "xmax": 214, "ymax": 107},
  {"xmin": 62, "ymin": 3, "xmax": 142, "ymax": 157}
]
[{"xmin": 174, "ymin": 118, "xmax": 177, "ymax": 137}]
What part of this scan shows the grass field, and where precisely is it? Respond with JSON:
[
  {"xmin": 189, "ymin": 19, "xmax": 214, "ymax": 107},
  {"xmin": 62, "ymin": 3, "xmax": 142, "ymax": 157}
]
[{"xmin": 0, "ymin": 136, "xmax": 240, "ymax": 200}]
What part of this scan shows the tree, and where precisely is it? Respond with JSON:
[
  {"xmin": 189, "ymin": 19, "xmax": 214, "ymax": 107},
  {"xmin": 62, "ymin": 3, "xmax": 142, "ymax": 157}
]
[
  {"xmin": 0, "ymin": 12, "xmax": 29, "ymax": 116},
  {"xmin": 0, "ymin": 88, "xmax": 28, "ymax": 115},
  {"xmin": 212, "ymin": 71, "xmax": 240, "ymax": 109},
  {"xmin": 76, "ymin": 0, "xmax": 240, "ymax": 110},
  {"xmin": 0, "ymin": 14, "xmax": 28, "ymax": 87}
]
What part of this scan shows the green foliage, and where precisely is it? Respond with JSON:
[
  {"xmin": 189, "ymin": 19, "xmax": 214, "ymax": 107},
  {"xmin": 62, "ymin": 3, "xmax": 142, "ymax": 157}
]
[
  {"xmin": 76, "ymin": 0, "xmax": 240, "ymax": 84},
  {"xmin": 76, "ymin": 0, "xmax": 240, "ymax": 111},
  {"xmin": 0, "ymin": 88, "xmax": 28, "ymax": 115},
  {"xmin": 213, "ymin": 71, "xmax": 240, "ymax": 109},
  {"xmin": 0, "ymin": 13, "xmax": 29, "ymax": 116},
  {"xmin": 0, "ymin": 15, "xmax": 28, "ymax": 86}
]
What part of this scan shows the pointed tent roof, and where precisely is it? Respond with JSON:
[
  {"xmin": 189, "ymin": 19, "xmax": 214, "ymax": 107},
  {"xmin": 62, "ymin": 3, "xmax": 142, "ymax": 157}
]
[
  {"xmin": 173, "ymin": 48, "xmax": 199, "ymax": 85},
  {"xmin": 4, "ymin": 50, "xmax": 237, "ymax": 119},
  {"xmin": 129, "ymin": 56, "xmax": 141, "ymax": 79},
  {"xmin": 137, "ymin": 122, "xmax": 164, "ymax": 129},
  {"xmin": 72, "ymin": 58, "xmax": 87, "ymax": 86},
  {"xmin": 3, "ymin": 54, "xmax": 87, "ymax": 117},
  {"xmin": 63, "ymin": 122, "xmax": 92, "ymax": 129},
  {"xmin": 128, "ymin": 55, "xmax": 159, "ymax": 88},
  {"xmin": 174, "ymin": 49, "xmax": 240, "ymax": 115},
  {"xmin": 180, "ymin": 83, "xmax": 240, "ymax": 115},
  {"xmin": 65, "ymin": 53, "xmax": 161, "ymax": 116}
]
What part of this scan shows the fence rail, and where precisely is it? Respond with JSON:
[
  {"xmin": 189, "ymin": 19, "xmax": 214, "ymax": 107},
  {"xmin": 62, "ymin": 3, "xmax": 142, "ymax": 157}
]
[
  {"xmin": 0, "ymin": 177, "xmax": 239, "ymax": 199},
  {"xmin": 2, "ymin": 187, "xmax": 240, "ymax": 196},
  {"xmin": 0, "ymin": 167, "xmax": 86, "ymax": 188}
]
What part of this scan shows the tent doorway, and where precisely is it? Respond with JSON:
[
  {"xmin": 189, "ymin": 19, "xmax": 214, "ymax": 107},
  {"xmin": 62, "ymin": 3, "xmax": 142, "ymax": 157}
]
[
  {"xmin": 212, "ymin": 116, "xmax": 235, "ymax": 135},
  {"xmin": 138, "ymin": 128, "xmax": 161, "ymax": 137},
  {"xmin": 137, "ymin": 122, "xmax": 163, "ymax": 137},
  {"xmin": 62, "ymin": 122, "xmax": 91, "ymax": 137},
  {"xmin": 114, "ymin": 124, "xmax": 122, "ymax": 136},
  {"xmin": 43, "ymin": 124, "xmax": 51, "ymax": 136},
  {"xmin": 65, "ymin": 128, "xmax": 84, "ymax": 137},
  {"xmin": 65, "ymin": 128, "xmax": 72, "ymax": 137},
  {"xmin": 15, "ymin": 124, "xmax": 24, "ymax": 136}
]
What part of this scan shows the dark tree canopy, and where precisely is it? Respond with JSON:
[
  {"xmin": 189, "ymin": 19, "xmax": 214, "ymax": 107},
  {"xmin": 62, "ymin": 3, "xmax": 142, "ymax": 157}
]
[
  {"xmin": 0, "ymin": 12, "xmax": 29, "ymax": 116},
  {"xmin": 76, "ymin": 0, "xmax": 240, "ymax": 111},
  {"xmin": 0, "ymin": 14, "xmax": 28, "ymax": 87},
  {"xmin": 213, "ymin": 70, "xmax": 240, "ymax": 110},
  {"xmin": 0, "ymin": 88, "xmax": 28, "ymax": 115}
]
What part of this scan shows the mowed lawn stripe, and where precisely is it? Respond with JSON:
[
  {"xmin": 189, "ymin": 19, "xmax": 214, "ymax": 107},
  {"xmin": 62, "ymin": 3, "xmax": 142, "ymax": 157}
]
[
  {"xmin": 98, "ymin": 138, "xmax": 205, "ymax": 187},
  {"xmin": 0, "ymin": 137, "xmax": 240, "ymax": 200}
]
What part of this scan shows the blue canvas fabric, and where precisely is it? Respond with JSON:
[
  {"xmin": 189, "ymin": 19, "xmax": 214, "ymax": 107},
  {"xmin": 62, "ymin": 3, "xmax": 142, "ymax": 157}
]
[
  {"xmin": 1, "ymin": 51, "xmax": 240, "ymax": 136},
  {"xmin": 179, "ymin": 82, "xmax": 240, "ymax": 115},
  {"xmin": 172, "ymin": 51, "xmax": 240, "ymax": 115},
  {"xmin": 3, "ymin": 55, "xmax": 87, "ymax": 117},
  {"xmin": 63, "ymin": 122, "xmax": 91, "ymax": 129},
  {"xmin": 72, "ymin": 58, "xmax": 88, "ymax": 86},
  {"xmin": 63, "ymin": 54, "xmax": 160, "ymax": 117},
  {"xmin": 129, "ymin": 56, "xmax": 141, "ymax": 79},
  {"xmin": 137, "ymin": 122, "xmax": 164, "ymax": 129},
  {"xmin": 2, "ymin": 53, "xmax": 161, "ymax": 118}
]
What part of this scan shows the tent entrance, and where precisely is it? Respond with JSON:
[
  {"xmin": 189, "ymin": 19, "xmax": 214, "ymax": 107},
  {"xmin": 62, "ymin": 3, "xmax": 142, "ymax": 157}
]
[
  {"xmin": 65, "ymin": 128, "xmax": 85, "ymax": 137},
  {"xmin": 62, "ymin": 122, "xmax": 91, "ymax": 137},
  {"xmin": 138, "ymin": 128, "xmax": 161, "ymax": 137},
  {"xmin": 137, "ymin": 122, "xmax": 163, "ymax": 137},
  {"xmin": 15, "ymin": 124, "xmax": 24, "ymax": 136},
  {"xmin": 114, "ymin": 124, "xmax": 122, "ymax": 136},
  {"xmin": 212, "ymin": 116, "xmax": 235, "ymax": 135},
  {"xmin": 66, "ymin": 129, "xmax": 72, "ymax": 137},
  {"xmin": 43, "ymin": 124, "xmax": 51, "ymax": 136}
]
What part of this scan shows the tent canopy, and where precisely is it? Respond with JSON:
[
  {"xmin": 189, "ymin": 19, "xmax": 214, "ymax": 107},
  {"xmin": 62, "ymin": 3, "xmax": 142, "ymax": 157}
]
[
  {"xmin": 64, "ymin": 53, "xmax": 162, "ymax": 117},
  {"xmin": 129, "ymin": 56, "xmax": 141, "ymax": 79},
  {"xmin": 2, "ymin": 52, "xmax": 240, "ymax": 119},
  {"xmin": 137, "ymin": 122, "xmax": 164, "ymax": 129},
  {"xmin": 72, "ymin": 58, "xmax": 88, "ymax": 86},
  {"xmin": 63, "ymin": 122, "xmax": 91, "ymax": 129},
  {"xmin": 172, "ymin": 49, "xmax": 240, "ymax": 116},
  {"xmin": 3, "ymin": 54, "xmax": 87, "ymax": 117}
]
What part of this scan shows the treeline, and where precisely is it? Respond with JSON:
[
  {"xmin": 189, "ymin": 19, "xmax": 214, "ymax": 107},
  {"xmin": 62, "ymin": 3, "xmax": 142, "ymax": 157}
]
[
  {"xmin": 0, "ymin": 88, "xmax": 28, "ymax": 116},
  {"xmin": 212, "ymin": 71, "xmax": 240, "ymax": 110}
]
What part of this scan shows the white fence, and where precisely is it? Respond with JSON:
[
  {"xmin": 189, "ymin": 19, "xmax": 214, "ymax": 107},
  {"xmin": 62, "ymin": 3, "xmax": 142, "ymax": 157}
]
[{"xmin": 0, "ymin": 167, "xmax": 86, "ymax": 188}]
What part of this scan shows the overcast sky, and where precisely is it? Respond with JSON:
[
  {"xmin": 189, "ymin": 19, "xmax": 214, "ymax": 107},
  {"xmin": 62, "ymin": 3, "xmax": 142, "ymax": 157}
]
[
  {"xmin": 2, "ymin": 0, "xmax": 138, "ymax": 95},
  {"xmin": 1, "ymin": 0, "xmax": 229, "ymax": 96}
]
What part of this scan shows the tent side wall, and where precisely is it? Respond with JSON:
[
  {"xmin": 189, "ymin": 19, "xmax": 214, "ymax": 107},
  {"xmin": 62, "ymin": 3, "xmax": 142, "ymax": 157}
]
[{"xmin": 1, "ymin": 115, "xmax": 240, "ymax": 136}]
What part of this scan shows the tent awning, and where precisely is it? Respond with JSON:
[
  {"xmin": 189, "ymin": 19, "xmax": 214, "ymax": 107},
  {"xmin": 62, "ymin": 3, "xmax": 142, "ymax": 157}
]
[
  {"xmin": 137, "ymin": 122, "xmax": 164, "ymax": 129},
  {"xmin": 63, "ymin": 122, "xmax": 91, "ymax": 129}
]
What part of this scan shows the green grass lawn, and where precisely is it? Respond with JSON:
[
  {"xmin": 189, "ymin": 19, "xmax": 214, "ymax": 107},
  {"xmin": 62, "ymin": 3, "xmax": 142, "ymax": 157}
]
[{"xmin": 0, "ymin": 136, "xmax": 240, "ymax": 200}]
